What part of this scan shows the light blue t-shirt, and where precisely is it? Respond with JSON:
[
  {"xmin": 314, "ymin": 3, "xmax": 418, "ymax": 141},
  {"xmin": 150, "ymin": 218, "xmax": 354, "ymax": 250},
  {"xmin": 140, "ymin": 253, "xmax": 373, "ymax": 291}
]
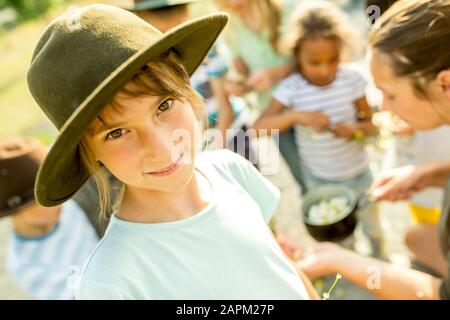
[
  {"xmin": 76, "ymin": 150, "xmax": 309, "ymax": 299},
  {"xmin": 6, "ymin": 200, "xmax": 99, "ymax": 300}
]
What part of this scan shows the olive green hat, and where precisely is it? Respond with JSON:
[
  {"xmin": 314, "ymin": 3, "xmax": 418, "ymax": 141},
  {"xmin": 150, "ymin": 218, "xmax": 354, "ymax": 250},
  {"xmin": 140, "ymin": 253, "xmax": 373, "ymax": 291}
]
[
  {"xmin": 127, "ymin": 0, "xmax": 202, "ymax": 11},
  {"xmin": 27, "ymin": 4, "xmax": 228, "ymax": 207}
]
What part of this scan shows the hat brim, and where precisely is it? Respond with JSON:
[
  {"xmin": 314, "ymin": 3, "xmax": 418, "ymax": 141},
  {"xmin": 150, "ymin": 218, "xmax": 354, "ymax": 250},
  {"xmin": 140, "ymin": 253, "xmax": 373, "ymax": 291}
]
[
  {"xmin": 0, "ymin": 197, "xmax": 36, "ymax": 218},
  {"xmin": 35, "ymin": 12, "xmax": 228, "ymax": 207},
  {"xmin": 127, "ymin": 0, "xmax": 203, "ymax": 12}
]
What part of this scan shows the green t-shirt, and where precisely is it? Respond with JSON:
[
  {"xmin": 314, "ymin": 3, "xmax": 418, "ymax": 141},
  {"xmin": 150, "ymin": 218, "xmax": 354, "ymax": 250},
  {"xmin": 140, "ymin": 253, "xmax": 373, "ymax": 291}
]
[
  {"xmin": 224, "ymin": 0, "xmax": 297, "ymax": 113},
  {"xmin": 76, "ymin": 149, "xmax": 309, "ymax": 299}
]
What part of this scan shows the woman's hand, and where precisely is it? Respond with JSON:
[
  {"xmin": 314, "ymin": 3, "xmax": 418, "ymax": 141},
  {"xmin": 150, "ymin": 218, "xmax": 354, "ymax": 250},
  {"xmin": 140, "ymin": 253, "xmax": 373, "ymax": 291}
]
[
  {"xmin": 370, "ymin": 165, "xmax": 430, "ymax": 201},
  {"xmin": 296, "ymin": 242, "xmax": 347, "ymax": 280}
]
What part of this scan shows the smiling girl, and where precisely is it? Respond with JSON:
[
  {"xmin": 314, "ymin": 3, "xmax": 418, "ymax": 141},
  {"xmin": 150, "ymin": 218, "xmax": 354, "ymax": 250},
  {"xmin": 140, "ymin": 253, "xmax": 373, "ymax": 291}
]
[{"xmin": 26, "ymin": 5, "xmax": 316, "ymax": 299}]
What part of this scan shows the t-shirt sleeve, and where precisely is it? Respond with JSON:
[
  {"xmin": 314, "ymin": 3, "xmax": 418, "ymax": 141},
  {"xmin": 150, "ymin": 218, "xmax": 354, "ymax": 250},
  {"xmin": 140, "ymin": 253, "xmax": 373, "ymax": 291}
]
[
  {"xmin": 272, "ymin": 77, "xmax": 293, "ymax": 108},
  {"xmin": 76, "ymin": 280, "xmax": 135, "ymax": 300},
  {"xmin": 219, "ymin": 150, "xmax": 281, "ymax": 223}
]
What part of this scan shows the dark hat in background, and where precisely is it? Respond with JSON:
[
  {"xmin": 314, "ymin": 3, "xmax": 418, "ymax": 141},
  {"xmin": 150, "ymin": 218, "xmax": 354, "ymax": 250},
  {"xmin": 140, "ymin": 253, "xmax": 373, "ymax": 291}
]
[{"xmin": 0, "ymin": 137, "xmax": 48, "ymax": 217}]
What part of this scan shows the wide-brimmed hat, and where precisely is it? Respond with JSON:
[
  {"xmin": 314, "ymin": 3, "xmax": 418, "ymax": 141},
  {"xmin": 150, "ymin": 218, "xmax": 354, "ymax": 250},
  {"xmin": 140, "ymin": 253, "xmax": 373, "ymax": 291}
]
[
  {"xmin": 127, "ymin": 0, "xmax": 203, "ymax": 12},
  {"xmin": 0, "ymin": 137, "xmax": 48, "ymax": 217},
  {"xmin": 27, "ymin": 4, "xmax": 228, "ymax": 207}
]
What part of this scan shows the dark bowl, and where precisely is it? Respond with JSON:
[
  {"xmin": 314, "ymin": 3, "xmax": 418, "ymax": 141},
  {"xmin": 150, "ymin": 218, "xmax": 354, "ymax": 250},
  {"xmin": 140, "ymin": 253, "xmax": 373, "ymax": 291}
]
[{"xmin": 301, "ymin": 185, "xmax": 358, "ymax": 242}]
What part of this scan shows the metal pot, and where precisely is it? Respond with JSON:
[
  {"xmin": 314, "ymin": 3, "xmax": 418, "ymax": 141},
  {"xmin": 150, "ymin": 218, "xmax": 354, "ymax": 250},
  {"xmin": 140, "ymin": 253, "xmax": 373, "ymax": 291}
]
[{"xmin": 301, "ymin": 184, "xmax": 358, "ymax": 242}]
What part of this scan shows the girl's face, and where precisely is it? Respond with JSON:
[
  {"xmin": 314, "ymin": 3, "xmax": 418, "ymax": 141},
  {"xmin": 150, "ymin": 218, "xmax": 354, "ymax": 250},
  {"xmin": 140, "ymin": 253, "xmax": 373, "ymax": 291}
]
[
  {"xmin": 297, "ymin": 37, "xmax": 340, "ymax": 87},
  {"xmin": 370, "ymin": 49, "xmax": 446, "ymax": 130},
  {"xmin": 86, "ymin": 92, "xmax": 200, "ymax": 193}
]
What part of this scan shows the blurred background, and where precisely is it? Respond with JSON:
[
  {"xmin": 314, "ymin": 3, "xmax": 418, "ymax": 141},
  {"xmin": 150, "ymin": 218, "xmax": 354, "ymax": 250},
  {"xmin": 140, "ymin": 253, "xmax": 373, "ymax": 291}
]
[{"xmin": 0, "ymin": 0, "xmax": 415, "ymax": 300}]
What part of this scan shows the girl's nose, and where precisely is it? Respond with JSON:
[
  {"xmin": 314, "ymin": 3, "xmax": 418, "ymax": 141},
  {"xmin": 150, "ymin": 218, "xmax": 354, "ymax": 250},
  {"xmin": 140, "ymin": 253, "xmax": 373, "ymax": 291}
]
[{"xmin": 140, "ymin": 126, "xmax": 173, "ymax": 159}]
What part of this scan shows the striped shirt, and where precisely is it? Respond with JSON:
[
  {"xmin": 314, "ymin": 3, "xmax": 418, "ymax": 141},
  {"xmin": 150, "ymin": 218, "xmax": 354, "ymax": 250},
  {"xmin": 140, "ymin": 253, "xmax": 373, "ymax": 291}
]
[
  {"xmin": 6, "ymin": 200, "xmax": 98, "ymax": 300},
  {"xmin": 273, "ymin": 65, "xmax": 369, "ymax": 181}
]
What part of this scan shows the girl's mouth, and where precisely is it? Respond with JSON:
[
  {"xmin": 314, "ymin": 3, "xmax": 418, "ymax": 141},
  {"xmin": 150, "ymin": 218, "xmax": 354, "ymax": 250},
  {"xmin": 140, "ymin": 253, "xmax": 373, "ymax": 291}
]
[{"xmin": 146, "ymin": 152, "xmax": 184, "ymax": 177}]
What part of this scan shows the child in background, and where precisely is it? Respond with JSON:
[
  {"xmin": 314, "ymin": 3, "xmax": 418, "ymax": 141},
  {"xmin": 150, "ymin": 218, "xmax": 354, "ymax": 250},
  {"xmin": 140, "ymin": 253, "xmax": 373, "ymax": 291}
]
[
  {"xmin": 0, "ymin": 137, "xmax": 98, "ymax": 299},
  {"xmin": 253, "ymin": 1, "xmax": 381, "ymax": 251},
  {"xmin": 215, "ymin": 0, "xmax": 309, "ymax": 216},
  {"xmin": 27, "ymin": 5, "xmax": 317, "ymax": 299},
  {"xmin": 214, "ymin": 0, "xmax": 297, "ymax": 114},
  {"xmin": 129, "ymin": 0, "xmax": 254, "ymax": 160}
]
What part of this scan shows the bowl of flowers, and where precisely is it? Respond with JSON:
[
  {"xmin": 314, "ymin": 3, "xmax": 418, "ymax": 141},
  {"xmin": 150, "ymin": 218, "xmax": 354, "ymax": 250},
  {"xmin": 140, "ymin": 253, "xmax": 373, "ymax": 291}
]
[{"xmin": 301, "ymin": 185, "xmax": 358, "ymax": 242}]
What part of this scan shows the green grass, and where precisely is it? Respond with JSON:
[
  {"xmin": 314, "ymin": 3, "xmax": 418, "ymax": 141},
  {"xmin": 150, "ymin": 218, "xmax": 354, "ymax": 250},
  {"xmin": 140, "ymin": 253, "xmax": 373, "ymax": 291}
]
[{"xmin": 0, "ymin": 0, "xmax": 215, "ymax": 144}]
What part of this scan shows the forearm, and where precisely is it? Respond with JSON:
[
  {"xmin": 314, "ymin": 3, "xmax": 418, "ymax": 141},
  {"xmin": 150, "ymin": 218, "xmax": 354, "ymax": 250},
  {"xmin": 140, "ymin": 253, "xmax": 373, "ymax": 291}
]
[
  {"xmin": 215, "ymin": 111, "xmax": 234, "ymax": 148},
  {"xmin": 252, "ymin": 109, "xmax": 299, "ymax": 135},
  {"xmin": 266, "ymin": 63, "xmax": 295, "ymax": 84},
  {"xmin": 424, "ymin": 161, "xmax": 450, "ymax": 188},
  {"xmin": 210, "ymin": 78, "xmax": 234, "ymax": 148},
  {"xmin": 334, "ymin": 249, "xmax": 441, "ymax": 300}
]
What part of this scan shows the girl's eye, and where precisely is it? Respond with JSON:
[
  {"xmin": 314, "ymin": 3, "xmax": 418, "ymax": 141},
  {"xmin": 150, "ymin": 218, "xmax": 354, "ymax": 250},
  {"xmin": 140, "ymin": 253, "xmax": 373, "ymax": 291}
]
[
  {"xmin": 156, "ymin": 99, "xmax": 174, "ymax": 116},
  {"xmin": 106, "ymin": 128, "xmax": 127, "ymax": 140}
]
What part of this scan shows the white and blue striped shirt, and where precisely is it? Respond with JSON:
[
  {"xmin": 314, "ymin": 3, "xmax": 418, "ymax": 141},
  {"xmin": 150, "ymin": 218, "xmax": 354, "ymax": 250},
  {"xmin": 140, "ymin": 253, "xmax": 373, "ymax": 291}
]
[
  {"xmin": 6, "ymin": 200, "xmax": 98, "ymax": 300},
  {"xmin": 273, "ymin": 65, "xmax": 369, "ymax": 181}
]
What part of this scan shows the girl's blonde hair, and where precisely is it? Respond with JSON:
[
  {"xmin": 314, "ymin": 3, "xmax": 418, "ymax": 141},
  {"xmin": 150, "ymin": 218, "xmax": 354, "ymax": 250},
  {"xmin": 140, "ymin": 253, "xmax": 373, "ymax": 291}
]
[
  {"xmin": 79, "ymin": 51, "xmax": 205, "ymax": 221},
  {"xmin": 283, "ymin": 1, "xmax": 357, "ymax": 61},
  {"xmin": 369, "ymin": 0, "xmax": 450, "ymax": 97},
  {"xmin": 215, "ymin": 0, "xmax": 282, "ymax": 52}
]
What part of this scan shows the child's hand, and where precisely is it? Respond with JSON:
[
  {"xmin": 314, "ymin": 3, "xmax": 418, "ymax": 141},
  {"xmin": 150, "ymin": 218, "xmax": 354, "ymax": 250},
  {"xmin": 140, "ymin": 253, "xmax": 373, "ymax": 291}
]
[
  {"xmin": 276, "ymin": 234, "xmax": 300, "ymax": 260},
  {"xmin": 332, "ymin": 123, "xmax": 355, "ymax": 140},
  {"xmin": 224, "ymin": 80, "xmax": 250, "ymax": 96},
  {"xmin": 246, "ymin": 69, "xmax": 273, "ymax": 92},
  {"xmin": 297, "ymin": 111, "xmax": 330, "ymax": 132}
]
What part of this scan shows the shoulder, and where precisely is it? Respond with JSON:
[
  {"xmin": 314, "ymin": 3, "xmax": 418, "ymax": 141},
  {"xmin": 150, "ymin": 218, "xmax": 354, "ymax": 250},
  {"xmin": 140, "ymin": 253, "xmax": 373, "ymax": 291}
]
[
  {"xmin": 196, "ymin": 149, "xmax": 259, "ymax": 184},
  {"xmin": 61, "ymin": 199, "xmax": 84, "ymax": 214},
  {"xmin": 196, "ymin": 149, "xmax": 251, "ymax": 172},
  {"xmin": 337, "ymin": 64, "xmax": 366, "ymax": 82},
  {"xmin": 78, "ymin": 224, "xmax": 133, "ymax": 284},
  {"xmin": 280, "ymin": 72, "xmax": 304, "ymax": 87}
]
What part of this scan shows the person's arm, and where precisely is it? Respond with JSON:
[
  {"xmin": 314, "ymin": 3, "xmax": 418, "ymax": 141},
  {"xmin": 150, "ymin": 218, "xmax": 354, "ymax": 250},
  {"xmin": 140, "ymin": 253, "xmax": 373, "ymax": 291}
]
[
  {"xmin": 246, "ymin": 63, "xmax": 296, "ymax": 92},
  {"xmin": 252, "ymin": 98, "xmax": 330, "ymax": 135},
  {"xmin": 371, "ymin": 162, "xmax": 450, "ymax": 201},
  {"xmin": 297, "ymin": 243, "xmax": 442, "ymax": 300},
  {"xmin": 270, "ymin": 231, "xmax": 319, "ymax": 300},
  {"xmin": 209, "ymin": 77, "xmax": 234, "ymax": 149},
  {"xmin": 233, "ymin": 57, "xmax": 250, "ymax": 77}
]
